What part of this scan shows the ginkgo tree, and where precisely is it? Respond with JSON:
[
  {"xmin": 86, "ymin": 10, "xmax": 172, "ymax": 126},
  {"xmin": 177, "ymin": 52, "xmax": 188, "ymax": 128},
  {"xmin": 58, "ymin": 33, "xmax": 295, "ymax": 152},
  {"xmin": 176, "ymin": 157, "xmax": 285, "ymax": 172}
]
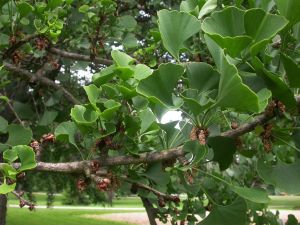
[{"xmin": 1, "ymin": 0, "xmax": 300, "ymax": 225}]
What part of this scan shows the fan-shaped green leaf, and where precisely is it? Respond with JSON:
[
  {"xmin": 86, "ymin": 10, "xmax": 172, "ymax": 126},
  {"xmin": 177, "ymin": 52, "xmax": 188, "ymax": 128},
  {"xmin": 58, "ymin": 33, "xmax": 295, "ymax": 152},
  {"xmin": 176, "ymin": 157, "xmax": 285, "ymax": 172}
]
[
  {"xmin": 183, "ymin": 140, "xmax": 207, "ymax": 165},
  {"xmin": 100, "ymin": 100, "xmax": 121, "ymax": 120},
  {"xmin": 3, "ymin": 145, "xmax": 36, "ymax": 171},
  {"xmin": 257, "ymin": 160, "xmax": 300, "ymax": 194},
  {"xmin": 230, "ymin": 185, "xmax": 270, "ymax": 204},
  {"xmin": 0, "ymin": 182, "xmax": 16, "ymax": 194},
  {"xmin": 207, "ymin": 136, "xmax": 236, "ymax": 170},
  {"xmin": 17, "ymin": 1, "xmax": 34, "ymax": 17},
  {"xmin": 15, "ymin": 145, "xmax": 37, "ymax": 171},
  {"xmin": 70, "ymin": 105, "xmax": 98, "ymax": 125},
  {"xmin": 252, "ymin": 57, "xmax": 297, "ymax": 111},
  {"xmin": 244, "ymin": 8, "xmax": 288, "ymax": 55},
  {"xmin": 0, "ymin": 116, "xmax": 8, "ymax": 133},
  {"xmin": 55, "ymin": 121, "xmax": 78, "ymax": 148},
  {"xmin": 158, "ymin": 9, "xmax": 201, "ymax": 60},
  {"xmin": 137, "ymin": 63, "xmax": 184, "ymax": 108},
  {"xmin": 92, "ymin": 65, "xmax": 115, "ymax": 86},
  {"xmin": 198, "ymin": 0, "xmax": 217, "ymax": 19},
  {"xmin": 282, "ymin": 54, "xmax": 300, "ymax": 88},
  {"xmin": 275, "ymin": 0, "xmax": 300, "ymax": 27},
  {"xmin": 202, "ymin": 7, "xmax": 252, "ymax": 57},
  {"xmin": 186, "ymin": 62, "xmax": 219, "ymax": 92},
  {"xmin": 199, "ymin": 197, "xmax": 247, "ymax": 225},
  {"xmin": 84, "ymin": 84, "xmax": 101, "ymax": 106},
  {"xmin": 39, "ymin": 110, "xmax": 58, "ymax": 126},
  {"xmin": 6, "ymin": 124, "xmax": 32, "ymax": 146},
  {"xmin": 205, "ymin": 36, "xmax": 259, "ymax": 112},
  {"xmin": 111, "ymin": 50, "xmax": 135, "ymax": 67}
]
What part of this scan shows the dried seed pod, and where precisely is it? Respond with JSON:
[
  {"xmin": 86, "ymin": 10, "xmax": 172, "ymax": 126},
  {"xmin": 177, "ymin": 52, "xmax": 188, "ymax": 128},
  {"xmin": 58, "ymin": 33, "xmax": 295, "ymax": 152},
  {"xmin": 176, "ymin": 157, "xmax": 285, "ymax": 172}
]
[
  {"xmin": 19, "ymin": 200, "xmax": 26, "ymax": 208},
  {"xmin": 261, "ymin": 123, "xmax": 273, "ymax": 153},
  {"xmin": 190, "ymin": 127, "xmax": 209, "ymax": 145},
  {"xmin": 97, "ymin": 178, "xmax": 111, "ymax": 192},
  {"xmin": 35, "ymin": 37, "xmax": 49, "ymax": 50},
  {"xmin": 40, "ymin": 133, "xmax": 55, "ymax": 143},
  {"xmin": 12, "ymin": 51, "xmax": 22, "ymax": 65},
  {"xmin": 17, "ymin": 172, "xmax": 26, "ymax": 180},
  {"xmin": 198, "ymin": 129, "xmax": 207, "ymax": 145},
  {"xmin": 158, "ymin": 196, "xmax": 166, "ymax": 208},
  {"xmin": 51, "ymin": 61, "xmax": 60, "ymax": 70},
  {"xmin": 28, "ymin": 204, "xmax": 35, "ymax": 211},
  {"xmin": 170, "ymin": 195, "xmax": 180, "ymax": 204},
  {"xmin": 184, "ymin": 171, "xmax": 194, "ymax": 185},
  {"xmin": 76, "ymin": 179, "xmax": 87, "ymax": 192},
  {"xmin": 189, "ymin": 127, "xmax": 198, "ymax": 141},
  {"xmin": 231, "ymin": 121, "xmax": 238, "ymax": 130},
  {"xmin": 30, "ymin": 140, "xmax": 40, "ymax": 152},
  {"xmin": 265, "ymin": 100, "xmax": 277, "ymax": 116},
  {"xmin": 6, "ymin": 177, "xmax": 16, "ymax": 185},
  {"xmin": 277, "ymin": 101, "xmax": 286, "ymax": 113},
  {"xmin": 263, "ymin": 138, "xmax": 272, "ymax": 153},
  {"xmin": 90, "ymin": 161, "xmax": 100, "ymax": 173}
]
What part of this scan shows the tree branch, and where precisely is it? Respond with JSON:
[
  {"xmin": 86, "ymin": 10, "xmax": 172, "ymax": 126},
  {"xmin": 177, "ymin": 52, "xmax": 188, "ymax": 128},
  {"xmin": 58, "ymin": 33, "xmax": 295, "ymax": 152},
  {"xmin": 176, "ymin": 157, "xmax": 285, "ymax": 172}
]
[
  {"xmin": 3, "ymin": 62, "xmax": 81, "ymax": 104},
  {"xmin": 0, "ymin": 92, "xmax": 23, "ymax": 125},
  {"xmin": 48, "ymin": 47, "xmax": 113, "ymax": 65},
  {"xmin": 2, "ymin": 34, "xmax": 40, "ymax": 59},
  {"xmin": 123, "ymin": 177, "xmax": 178, "ymax": 202},
  {"xmin": 11, "ymin": 190, "xmax": 35, "ymax": 209},
  {"xmin": 1, "ymin": 98, "xmax": 299, "ymax": 174}
]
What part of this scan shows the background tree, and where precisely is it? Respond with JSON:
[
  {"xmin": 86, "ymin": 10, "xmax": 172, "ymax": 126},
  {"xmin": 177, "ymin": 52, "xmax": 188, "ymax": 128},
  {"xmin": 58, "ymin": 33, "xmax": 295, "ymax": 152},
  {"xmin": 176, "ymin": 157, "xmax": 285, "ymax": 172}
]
[{"xmin": 1, "ymin": 0, "xmax": 300, "ymax": 225}]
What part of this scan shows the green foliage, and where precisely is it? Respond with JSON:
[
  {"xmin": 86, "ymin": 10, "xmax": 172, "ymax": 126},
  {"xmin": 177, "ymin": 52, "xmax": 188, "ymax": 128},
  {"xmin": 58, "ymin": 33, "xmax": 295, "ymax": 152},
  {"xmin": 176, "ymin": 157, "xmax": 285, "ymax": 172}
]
[
  {"xmin": 257, "ymin": 160, "xmax": 300, "ymax": 194},
  {"xmin": 199, "ymin": 198, "xmax": 247, "ymax": 225},
  {"xmin": 158, "ymin": 10, "xmax": 201, "ymax": 60},
  {"xmin": 1, "ymin": 0, "xmax": 300, "ymax": 223},
  {"xmin": 6, "ymin": 124, "xmax": 32, "ymax": 146},
  {"xmin": 137, "ymin": 63, "xmax": 184, "ymax": 107}
]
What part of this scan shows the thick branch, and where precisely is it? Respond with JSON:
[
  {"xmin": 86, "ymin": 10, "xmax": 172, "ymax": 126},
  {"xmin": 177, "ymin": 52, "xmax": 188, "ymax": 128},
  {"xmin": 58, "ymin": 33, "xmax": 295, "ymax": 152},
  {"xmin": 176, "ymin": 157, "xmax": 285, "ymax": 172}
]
[
  {"xmin": 221, "ymin": 113, "xmax": 273, "ymax": 138},
  {"xmin": 1, "ymin": 97, "xmax": 299, "ymax": 174},
  {"xmin": 222, "ymin": 97, "xmax": 300, "ymax": 138},
  {"xmin": 48, "ymin": 47, "xmax": 113, "ymax": 65},
  {"xmin": 3, "ymin": 62, "xmax": 80, "ymax": 104}
]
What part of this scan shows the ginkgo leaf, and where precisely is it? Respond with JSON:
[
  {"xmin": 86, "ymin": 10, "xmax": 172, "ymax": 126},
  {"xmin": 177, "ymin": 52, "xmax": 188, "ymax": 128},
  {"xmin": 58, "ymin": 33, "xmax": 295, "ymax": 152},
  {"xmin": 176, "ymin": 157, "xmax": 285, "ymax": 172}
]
[
  {"xmin": 158, "ymin": 9, "xmax": 201, "ymax": 60},
  {"xmin": 137, "ymin": 63, "xmax": 184, "ymax": 108}
]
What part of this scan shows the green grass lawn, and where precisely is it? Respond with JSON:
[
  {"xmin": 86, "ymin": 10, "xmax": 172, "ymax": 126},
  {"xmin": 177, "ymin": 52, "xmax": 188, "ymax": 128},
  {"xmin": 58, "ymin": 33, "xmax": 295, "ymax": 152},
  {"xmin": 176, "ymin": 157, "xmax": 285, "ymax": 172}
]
[
  {"xmin": 7, "ymin": 192, "xmax": 300, "ymax": 210},
  {"xmin": 7, "ymin": 193, "xmax": 143, "ymax": 208},
  {"xmin": 6, "ymin": 195, "xmax": 300, "ymax": 225},
  {"xmin": 7, "ymin": 208, "xmax": 137, "ymax": 225}
]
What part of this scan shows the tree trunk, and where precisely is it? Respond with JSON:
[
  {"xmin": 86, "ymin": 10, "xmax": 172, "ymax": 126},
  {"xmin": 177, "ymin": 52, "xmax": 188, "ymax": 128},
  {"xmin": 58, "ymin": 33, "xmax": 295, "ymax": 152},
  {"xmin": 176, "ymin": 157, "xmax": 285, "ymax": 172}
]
[
  {"xmin": 141, "ymin": 197, "xmax": 157, "ymax": 225},
  {"xmin": 107, "ymin": 190, "xmax": 115, "ymax": 207},
  {"xmin": 0, "ymin": 195, "xmax": 7, "ymax": 225}
]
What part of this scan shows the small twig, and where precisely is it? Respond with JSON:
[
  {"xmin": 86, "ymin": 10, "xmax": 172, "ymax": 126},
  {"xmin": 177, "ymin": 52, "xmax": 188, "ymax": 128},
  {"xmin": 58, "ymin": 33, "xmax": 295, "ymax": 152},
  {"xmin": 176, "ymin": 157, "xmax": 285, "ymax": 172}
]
[
  {"xmin": 122, "ymin": 177, "xmax": 179, "ymax": 202},
  {"xmin": 48, "ymin": 47, "xmax": 113, "ymax": 65},
  {"xmin": 0, "ymin": 181, "xmax": 35, "ymax": 210},
  {"xmin": 3, "ymin": 62, "xmax": 81, "ymax": 104},
  {"xmin": 11, "ymin": 190, "xmax": 35, "ymax": 210},
  {"xmin": 0, "ymin": 92, "xmax": 23, "ymax": 125}
]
